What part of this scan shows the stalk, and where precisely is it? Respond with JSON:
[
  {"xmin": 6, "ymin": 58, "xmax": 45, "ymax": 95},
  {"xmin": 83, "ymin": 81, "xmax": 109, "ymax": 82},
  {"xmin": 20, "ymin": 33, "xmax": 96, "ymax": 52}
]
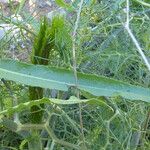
[{"xmin": 28, "ymin": 15, "xmax": 72, "ymax": 149}]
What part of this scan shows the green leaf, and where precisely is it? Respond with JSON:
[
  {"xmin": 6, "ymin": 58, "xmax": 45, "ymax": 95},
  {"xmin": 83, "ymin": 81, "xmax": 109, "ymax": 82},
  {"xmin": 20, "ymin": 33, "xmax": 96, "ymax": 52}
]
[
  {"xmin": 55, "ymin": 0, "xmax": 74, "ymax": 11},
  {"xmin": 0, "ymin": 96, "xmax": 98, "ymax": 115},
  {"xmin": 0, "ymin": 59, "xmax": 150, "ymax": 102}
]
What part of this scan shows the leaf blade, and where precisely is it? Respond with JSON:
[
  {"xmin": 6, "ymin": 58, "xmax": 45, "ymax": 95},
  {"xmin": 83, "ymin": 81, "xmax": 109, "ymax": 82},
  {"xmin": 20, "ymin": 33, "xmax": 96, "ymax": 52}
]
[{"xmin": 0, "ymin": 59, "xmax": 150, "ymax": 102}]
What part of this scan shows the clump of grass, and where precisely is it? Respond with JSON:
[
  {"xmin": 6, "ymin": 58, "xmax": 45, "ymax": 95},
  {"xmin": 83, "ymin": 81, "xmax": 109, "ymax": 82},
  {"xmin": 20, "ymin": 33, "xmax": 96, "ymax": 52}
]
[{"xmin": 29, "ymin": 15, "xmax": 72, "ymax": 123}]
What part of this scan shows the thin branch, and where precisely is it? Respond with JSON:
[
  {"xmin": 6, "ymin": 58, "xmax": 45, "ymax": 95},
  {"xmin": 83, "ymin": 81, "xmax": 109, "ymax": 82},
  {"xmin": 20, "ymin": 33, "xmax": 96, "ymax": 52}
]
[
  {"xmin": 124, "ymin": 0, "xmax": 150, "ymax": 148},
  {"xmin": 134, "ymin": 0, "xmax": 150, "ymax": 7},
  {"xmin": 72, "ymin": 0, "xmax": 84, "ymax": 86},
  {"xmin": 126, "ymin": 0, "xmax": 130, "ymax": 27},
  {"xmin": 142, "ymin": 110, "xmax": 150, "ymax": 139},
  {"xmin": 0, "ymin": 13, "xmax": 36, "ymax": 36},
  {"xmin": 18, "ymin": 124, "xmax": 45, "ymax": 131},
  {"xmin": 72, "ymin": 0, "xmax": 87, "ymax": 149},
  {"xmin": 124, "ymin": 0, "xmax": 150, "ymax": 71}
]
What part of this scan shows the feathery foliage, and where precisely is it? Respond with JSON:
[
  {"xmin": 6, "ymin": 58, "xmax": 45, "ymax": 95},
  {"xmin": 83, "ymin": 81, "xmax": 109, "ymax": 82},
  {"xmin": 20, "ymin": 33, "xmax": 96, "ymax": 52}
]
[{"xmin": 0, "ymin": 0, "xmax": 150, "ymax": 149}]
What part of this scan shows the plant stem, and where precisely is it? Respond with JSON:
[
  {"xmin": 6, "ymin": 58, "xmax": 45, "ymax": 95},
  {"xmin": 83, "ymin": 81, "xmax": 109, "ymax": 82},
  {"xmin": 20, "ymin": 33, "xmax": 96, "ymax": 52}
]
[
  {"xmin": 142, "ymin": 109, "xmax": 150, "ymax": 139},
  {"xmin": 29, "ymin": 86, "xmax": 44, "ymax": 123},
  {"xmin": 28, "ymin": 130, "xmax": 43, "ymax": 150},
  {"xmin": 124, "ymin": 0, "xmax": 150, "ymax": 71},
  {"xmin": 72, "ymin": 0, "xmax": 87, "ymax": 149}
]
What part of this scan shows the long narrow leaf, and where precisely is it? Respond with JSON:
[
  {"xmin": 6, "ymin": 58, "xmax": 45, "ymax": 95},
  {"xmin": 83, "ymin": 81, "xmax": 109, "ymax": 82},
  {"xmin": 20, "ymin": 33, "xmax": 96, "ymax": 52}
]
[
  {"xmin": 0, "ymin": 59, "xmax": 150, "ymax": 102},
  {"xmin": 0, "ymin": 96, "xmax": 109, "ymax": 115}
]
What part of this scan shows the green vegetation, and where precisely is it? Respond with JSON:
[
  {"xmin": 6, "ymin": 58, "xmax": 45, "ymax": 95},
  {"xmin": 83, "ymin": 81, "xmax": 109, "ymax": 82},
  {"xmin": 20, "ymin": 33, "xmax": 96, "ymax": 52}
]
[
  {"xmin": 29, "ymin": 16, "xmax": 71, "ymax": 123},
  {"xmin": 0, "ymin": 0, "xmax": 150, "ymax": 149}
]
